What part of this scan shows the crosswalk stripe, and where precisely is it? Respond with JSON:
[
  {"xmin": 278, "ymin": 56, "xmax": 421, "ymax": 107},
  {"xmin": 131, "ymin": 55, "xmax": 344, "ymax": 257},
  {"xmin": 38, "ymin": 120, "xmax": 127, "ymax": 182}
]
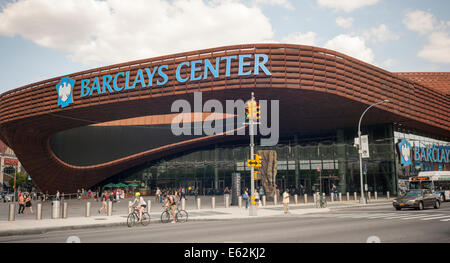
[
  {"xmin": 399, "ymin": 214, "xmax": 446, "ymax": 220},
  {"xmin": 440, "ymin": 218, "xmax": 450, "ymax": 222},
  {"xmin": 420, "ymin": 215, "xmax": 450, "ymax": 221}
]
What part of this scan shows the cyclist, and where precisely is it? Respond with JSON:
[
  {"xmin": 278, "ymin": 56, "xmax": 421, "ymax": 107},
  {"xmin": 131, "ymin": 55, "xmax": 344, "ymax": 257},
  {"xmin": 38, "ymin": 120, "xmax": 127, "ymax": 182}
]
[
  {"xmin": 129, "ymin": 192, "xmax": 146, "ymax": 222},
  {"xmin": 163, "ymin": 192, "xmax": 177, "ymax": 224}
]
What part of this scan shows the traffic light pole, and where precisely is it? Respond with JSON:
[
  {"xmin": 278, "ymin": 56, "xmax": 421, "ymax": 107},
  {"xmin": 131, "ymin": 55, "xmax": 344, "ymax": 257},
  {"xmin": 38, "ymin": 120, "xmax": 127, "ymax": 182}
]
[{"xmin": 249, "ymin": 92, "xmax": 256, "ymax": 216}]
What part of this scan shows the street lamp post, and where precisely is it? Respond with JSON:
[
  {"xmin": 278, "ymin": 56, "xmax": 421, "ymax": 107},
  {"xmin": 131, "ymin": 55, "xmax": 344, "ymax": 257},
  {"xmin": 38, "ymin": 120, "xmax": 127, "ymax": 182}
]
[{"xmin": 358, "ymin": 100, "xmax": 389, "ymax": 204}]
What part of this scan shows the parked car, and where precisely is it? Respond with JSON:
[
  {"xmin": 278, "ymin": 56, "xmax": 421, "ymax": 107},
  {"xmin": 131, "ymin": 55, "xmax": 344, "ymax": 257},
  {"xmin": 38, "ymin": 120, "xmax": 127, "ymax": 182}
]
[{"xmin": 393, "ymin": 189, "xmax": 440, "ymax": 210}]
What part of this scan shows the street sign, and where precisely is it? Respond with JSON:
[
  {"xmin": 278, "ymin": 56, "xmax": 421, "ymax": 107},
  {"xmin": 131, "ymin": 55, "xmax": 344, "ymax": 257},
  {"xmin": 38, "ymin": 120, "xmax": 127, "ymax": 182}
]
[{"xmin": 361, "ymin": 135, "xmax": 370, "ymax": 158}]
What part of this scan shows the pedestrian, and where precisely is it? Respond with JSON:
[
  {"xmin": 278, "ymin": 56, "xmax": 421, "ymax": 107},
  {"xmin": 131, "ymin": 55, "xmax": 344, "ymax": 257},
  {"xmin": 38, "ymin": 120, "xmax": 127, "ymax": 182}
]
[
  {"xmin": 253, "ymin": 189, "xmax": 261, "ymax": 207},
  {"xmin": 243, "ymin": 188, "xmax": 249, "ymax": 209},
  {"xmin": 56, "ymin": 190, "xmax": 60, "ymax": 201},
  {"xmin": 194, "ymin": 188, "xmax": 198, "ymax": 200},
  {"xmin": 259, "ymin": 187, "xmax": 264, "ymax": 203},
  {"xmin": 332, "ymin": 184, "xmax": 338, "ymax": 201},
  {"xmin": 224, "ymin": 186, "xmax": 231, "ymax": 206},
  {"xmin": 156, "ymin": 187, "xmax": 161, "ymax": 203},
  {"xmin": 18, "ymin": 193, "xmax": 25, "ymax": 214},
  {"xmin": 98, "ymin": 191, "xmax": 107, "ymax": 214},
  {"xmin": 283, "ymin": 189, "xmax": 290, "ymax": 214},
  {"xmin": 24, "ymin": 193, "xmax": 33, "ymax": 214}
]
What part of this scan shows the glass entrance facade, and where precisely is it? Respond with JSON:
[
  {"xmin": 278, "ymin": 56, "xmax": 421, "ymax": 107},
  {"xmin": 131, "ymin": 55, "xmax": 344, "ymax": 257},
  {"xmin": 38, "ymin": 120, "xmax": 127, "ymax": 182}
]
[{"xmin": 103, "ymin": 124, "xmax": 401, "ymax": 196}]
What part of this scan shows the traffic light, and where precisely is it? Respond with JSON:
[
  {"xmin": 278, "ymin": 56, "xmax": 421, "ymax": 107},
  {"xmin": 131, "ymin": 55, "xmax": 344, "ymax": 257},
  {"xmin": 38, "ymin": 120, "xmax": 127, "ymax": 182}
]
[
  {"xmin": 245, "ymin": 100, "xmax": 259, "ymax": 120},
  {"xmin": 252, "ymin": 103, "xmax": 260, "ymax": 120},
  {"xmin": 245, "ymin": 104, "xmax": 250, "ymax": 120},
  {"xmin": 254, "ymin": 171, "xmax": 261, "ymax": 180},
  {"xmin": 254, "ymin": 154, "xmax": 262, "ymax": 168}
]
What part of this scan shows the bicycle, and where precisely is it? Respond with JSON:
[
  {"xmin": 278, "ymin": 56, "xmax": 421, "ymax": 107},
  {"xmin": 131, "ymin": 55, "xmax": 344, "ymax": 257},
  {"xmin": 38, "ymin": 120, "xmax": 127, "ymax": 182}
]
[
  {"xmin": 127, "ymin": 206, "xmax": 151, "ymax": 227},
  {"xmin": 160, "ymin": 204, "xmax": 188, "ymax": 223},
  {"xmin": 314, "ymin": 193, "xmax": 327, "ymax": 208}
]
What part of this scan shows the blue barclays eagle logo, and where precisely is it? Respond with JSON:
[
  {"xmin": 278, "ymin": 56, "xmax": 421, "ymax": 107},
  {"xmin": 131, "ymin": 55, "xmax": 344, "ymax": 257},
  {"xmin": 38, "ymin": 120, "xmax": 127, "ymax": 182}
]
[
  {"xmin": 56, "ymin": 76, "xmax": 75, "ymax": 108},
  {"xmin": 398, "ymin": 139, "xmax": 412, "ymax": 166}
]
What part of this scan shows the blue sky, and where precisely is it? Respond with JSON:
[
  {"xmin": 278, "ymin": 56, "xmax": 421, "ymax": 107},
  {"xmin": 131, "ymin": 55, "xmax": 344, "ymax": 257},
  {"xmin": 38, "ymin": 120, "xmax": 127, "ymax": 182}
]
[{"xmin": 0, "ymin": 0, "xmax": 449, "ymax": 94}]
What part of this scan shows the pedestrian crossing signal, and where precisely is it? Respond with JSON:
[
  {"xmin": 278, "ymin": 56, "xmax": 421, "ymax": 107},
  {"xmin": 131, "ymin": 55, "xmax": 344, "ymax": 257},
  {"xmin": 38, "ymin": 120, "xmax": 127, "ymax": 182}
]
[{"xmin": 254, "ymin": 171, "xmax": 261, "ymax": 180}]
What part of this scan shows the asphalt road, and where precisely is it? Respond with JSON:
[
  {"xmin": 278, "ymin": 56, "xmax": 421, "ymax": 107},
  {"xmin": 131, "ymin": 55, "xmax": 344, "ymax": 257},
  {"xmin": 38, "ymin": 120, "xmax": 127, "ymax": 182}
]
[{"xmin": 1, "ymin": 202, "xmax": 449, "ymax": 243}]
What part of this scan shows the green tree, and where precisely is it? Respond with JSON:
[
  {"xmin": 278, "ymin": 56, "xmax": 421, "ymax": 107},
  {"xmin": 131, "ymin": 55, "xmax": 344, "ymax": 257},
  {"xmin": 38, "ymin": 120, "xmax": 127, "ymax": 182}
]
[{"xmin": 8, "ymin": 172, "xmax": 27, "ymax": 189}]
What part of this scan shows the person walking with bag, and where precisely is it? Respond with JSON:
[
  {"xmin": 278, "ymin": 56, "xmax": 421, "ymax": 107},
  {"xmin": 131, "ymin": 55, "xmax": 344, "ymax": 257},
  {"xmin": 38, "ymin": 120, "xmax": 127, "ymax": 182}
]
[{"xmin": 243, "ymin": 188, "xmax": 249, "ymax": 209}]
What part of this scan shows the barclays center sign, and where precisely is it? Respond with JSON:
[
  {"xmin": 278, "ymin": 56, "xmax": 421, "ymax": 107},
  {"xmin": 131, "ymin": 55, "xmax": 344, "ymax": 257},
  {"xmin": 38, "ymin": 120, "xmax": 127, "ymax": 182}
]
[
  {"xmin": 56, "ymin": 54, "xmax": 271, "ymax": 108},
  {"xmin": 398, "ymin": 139, "xmax": 450, "ymax": 167}
]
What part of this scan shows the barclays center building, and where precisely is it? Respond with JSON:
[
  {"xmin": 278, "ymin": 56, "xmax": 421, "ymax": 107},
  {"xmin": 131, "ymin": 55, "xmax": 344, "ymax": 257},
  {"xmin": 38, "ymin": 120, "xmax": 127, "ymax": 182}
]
[{"xmin": 0, "ymin": 44, "xmax": 449, "ymax": 196}]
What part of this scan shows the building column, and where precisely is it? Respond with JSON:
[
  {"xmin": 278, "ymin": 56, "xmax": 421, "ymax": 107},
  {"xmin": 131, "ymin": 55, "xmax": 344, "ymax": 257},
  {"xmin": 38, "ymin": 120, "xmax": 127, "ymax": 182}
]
[
  {"xmin": 337, "ymin": 129, "xmax": 347, "ymax": 193},
  {"xmin": 0, "ymin": 156, "xmax": 4, "ymax": 186},
  {"xmin": 294, "ymin": 135, "xmax": 299, "ymax": 190},
  {"xmin": 214, "ymin": 145, "xmax": 219, "ymax": 191},
  {"xmin": 388, "ymin": 124, "xmax": 397, "ymax": 196}
]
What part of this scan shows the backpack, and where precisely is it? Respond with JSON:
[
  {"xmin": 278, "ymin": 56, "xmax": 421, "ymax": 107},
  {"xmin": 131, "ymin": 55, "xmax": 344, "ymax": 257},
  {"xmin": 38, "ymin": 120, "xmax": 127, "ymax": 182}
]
[{"xmin": 242, "ymin": 193, "xmax": 248, "ymax": 199}]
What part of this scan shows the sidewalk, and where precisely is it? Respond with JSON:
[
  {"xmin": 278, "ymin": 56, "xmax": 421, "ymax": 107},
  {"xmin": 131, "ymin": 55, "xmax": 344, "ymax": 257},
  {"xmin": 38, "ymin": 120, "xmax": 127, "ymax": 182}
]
[{"xmin": 0, "ymin": 199, "xmax": 392, "ymax": 236}]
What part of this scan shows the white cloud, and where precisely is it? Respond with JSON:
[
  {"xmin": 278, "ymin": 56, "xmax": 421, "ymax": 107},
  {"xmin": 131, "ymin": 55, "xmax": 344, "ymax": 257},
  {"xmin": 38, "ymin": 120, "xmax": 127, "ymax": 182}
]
[
  {"xmin": 381, "ymin": 58, "xmax": 396, "ymax": 69},
  {"xmin": 317, "ymin": 0, "xmax": 379, "ymax": 13},
  {"xmin": 253, "ymin": 0, "xmax": 294, "ymax": 10},
  {"xmin": 418, "ymin": 31, "xmax": 450, "ymax": 64},
  {"xmin": 336, "ymin": 17, "xmax": 353, "ymax": 28},
  {"xmin": 0, "ymin": 0, "xmax": 274, "ymax": 66},
  {"xmin": 363, "ymin": 24, "xmax": 399, "ymax": 43},
  {"xmin": 324, "ymin": 34, "xmax": 374, "ymax": 63},
  {"xmin": 282, "ymin": 31, "xmax": 318, "ymax": 46},
  {"xmin": 402, "ymin": 10, "xmax": 450, "ymax": 64},
  {"xmin": 403, "ymin": 10, "xmax": 436, "ymax": 35}
]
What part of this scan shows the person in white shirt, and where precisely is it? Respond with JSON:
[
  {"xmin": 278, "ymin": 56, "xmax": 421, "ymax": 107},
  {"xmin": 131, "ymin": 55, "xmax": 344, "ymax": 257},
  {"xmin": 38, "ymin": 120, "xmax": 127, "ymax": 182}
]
[{"xmin": 129, "ymin": 192, "xmax": 146, "ymax": 222}]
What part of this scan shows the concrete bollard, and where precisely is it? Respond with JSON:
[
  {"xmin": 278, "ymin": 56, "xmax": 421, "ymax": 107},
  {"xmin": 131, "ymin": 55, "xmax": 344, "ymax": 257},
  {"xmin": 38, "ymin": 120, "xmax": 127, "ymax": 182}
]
[
  {"xmin": 36, "ymin": 203, "xmax": 42, "ymax": 220},
  {"xmin": 107, "ymin": 201, "xmax": 112, "ymax": 216},
  {"xmin": 8, "ymin": 203, "xmax": 15, "ymax": 221},
  {"xmin": 375, "ymin": 192, "xmax": 378, "ymax": 200},
  {"xmin": 354, "ymin": 192, "xmax": 357, "ymax": 201},
  {"xmin": 339, "ymin": 193, "xmax": 342, "ymax": 202},
  {"xmin": 322, "ymin": 192, "xmax": 326, "ymax": 202},
  {"xmin": 128, "ymin": 201, "xmax": 132, "ymax": 214},
  {"xmin": 274, "ymin": 194, "xmax": 278, "ymax": 206},
  {"xmin": 346, "ymin": 192, "xmax": 350, "ymax": 201},
  {"xmin": 197, "ymin": 198, "xmax": 201, "ymax": 209},
  {"xmin": 330, "ymin": 193, "xmax": 334, "ymax": 202},
  {"xmin": 294, "ymin": 194, "xmax": 298, "ymax": 204},
  {"xmin": 52, "ymin": 201, "xmax": 60, "ymax": 219},
  {"xmin": 368, "ymin": 192, "xmax": 372, "ymax": 200},
  {"xmin": 304, "ymin": 194, "xmax": 308, "ymax": 204},
  {"xmin": 313, "ymin": 193, "xmax": 317, "ymax": 204},
  {"xmin": 238, "ymin": 196, "xmax": 242, "ymax": 208},
  {"xmin": 85, "ymin": 202, "xmax": 91, "ymax": 217},
  {"xmin": 147, "ymin": 200, "xmax": 151, "ymax": 213},
  {"xmin": 62, "ymin": 202, "xmax": 68, "ymax": 219},
  {"xmin": 211, "ymin": 197, "xmax": 215, "ymax": 209},
  {"xmin": 182, "ymin": 198, "xmax": 186, "ymax": 210},
  {"xmin": 262, "ymin": 195, "xmax": 266, "ymax": 206},
  {"xmin": 225, "ymin": 195, "xmax": 230, "ymax": 208},
  {"xmin": 387, "ymin": 191, "xmax": 390, "ymax": 199}
]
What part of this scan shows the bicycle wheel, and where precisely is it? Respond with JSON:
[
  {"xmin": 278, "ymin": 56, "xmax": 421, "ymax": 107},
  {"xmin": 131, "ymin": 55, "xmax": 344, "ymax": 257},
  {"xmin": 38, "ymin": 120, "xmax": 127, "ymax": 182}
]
[
  {"xmin": 127, "ymin": 213, "xmax": 136, "ymax": 227},
  {"xmin": 160, "ymin": 210, "xmax": 171, "ymax": 223},
  {"xmin": 141, "ymin": 212, "xmax": 151, "ymax": 226},
  {"xmin": 176, "ymin": 210, "xmax": 188, "ymax": 223}
]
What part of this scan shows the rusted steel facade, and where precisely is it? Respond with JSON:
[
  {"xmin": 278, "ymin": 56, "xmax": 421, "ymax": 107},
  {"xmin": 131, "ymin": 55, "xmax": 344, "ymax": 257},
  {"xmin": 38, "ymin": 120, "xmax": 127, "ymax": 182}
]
[{"xmin": 0, "ymin": 44, "xmax": 449, "ymax": 193}]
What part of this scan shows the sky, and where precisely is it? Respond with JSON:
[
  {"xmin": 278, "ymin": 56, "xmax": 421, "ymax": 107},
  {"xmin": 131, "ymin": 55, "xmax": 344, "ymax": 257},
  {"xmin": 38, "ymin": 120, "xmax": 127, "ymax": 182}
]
[{"xmin": 0, "ymin": 0, "xmax": 449, "ymax": 93}]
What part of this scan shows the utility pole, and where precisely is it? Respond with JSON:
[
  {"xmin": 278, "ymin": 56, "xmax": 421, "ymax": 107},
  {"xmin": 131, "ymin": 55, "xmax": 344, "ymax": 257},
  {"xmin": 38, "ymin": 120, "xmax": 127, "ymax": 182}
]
[{"xmin": 245, "ymin": 92, "xmax": 261, "ymax": 216}]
